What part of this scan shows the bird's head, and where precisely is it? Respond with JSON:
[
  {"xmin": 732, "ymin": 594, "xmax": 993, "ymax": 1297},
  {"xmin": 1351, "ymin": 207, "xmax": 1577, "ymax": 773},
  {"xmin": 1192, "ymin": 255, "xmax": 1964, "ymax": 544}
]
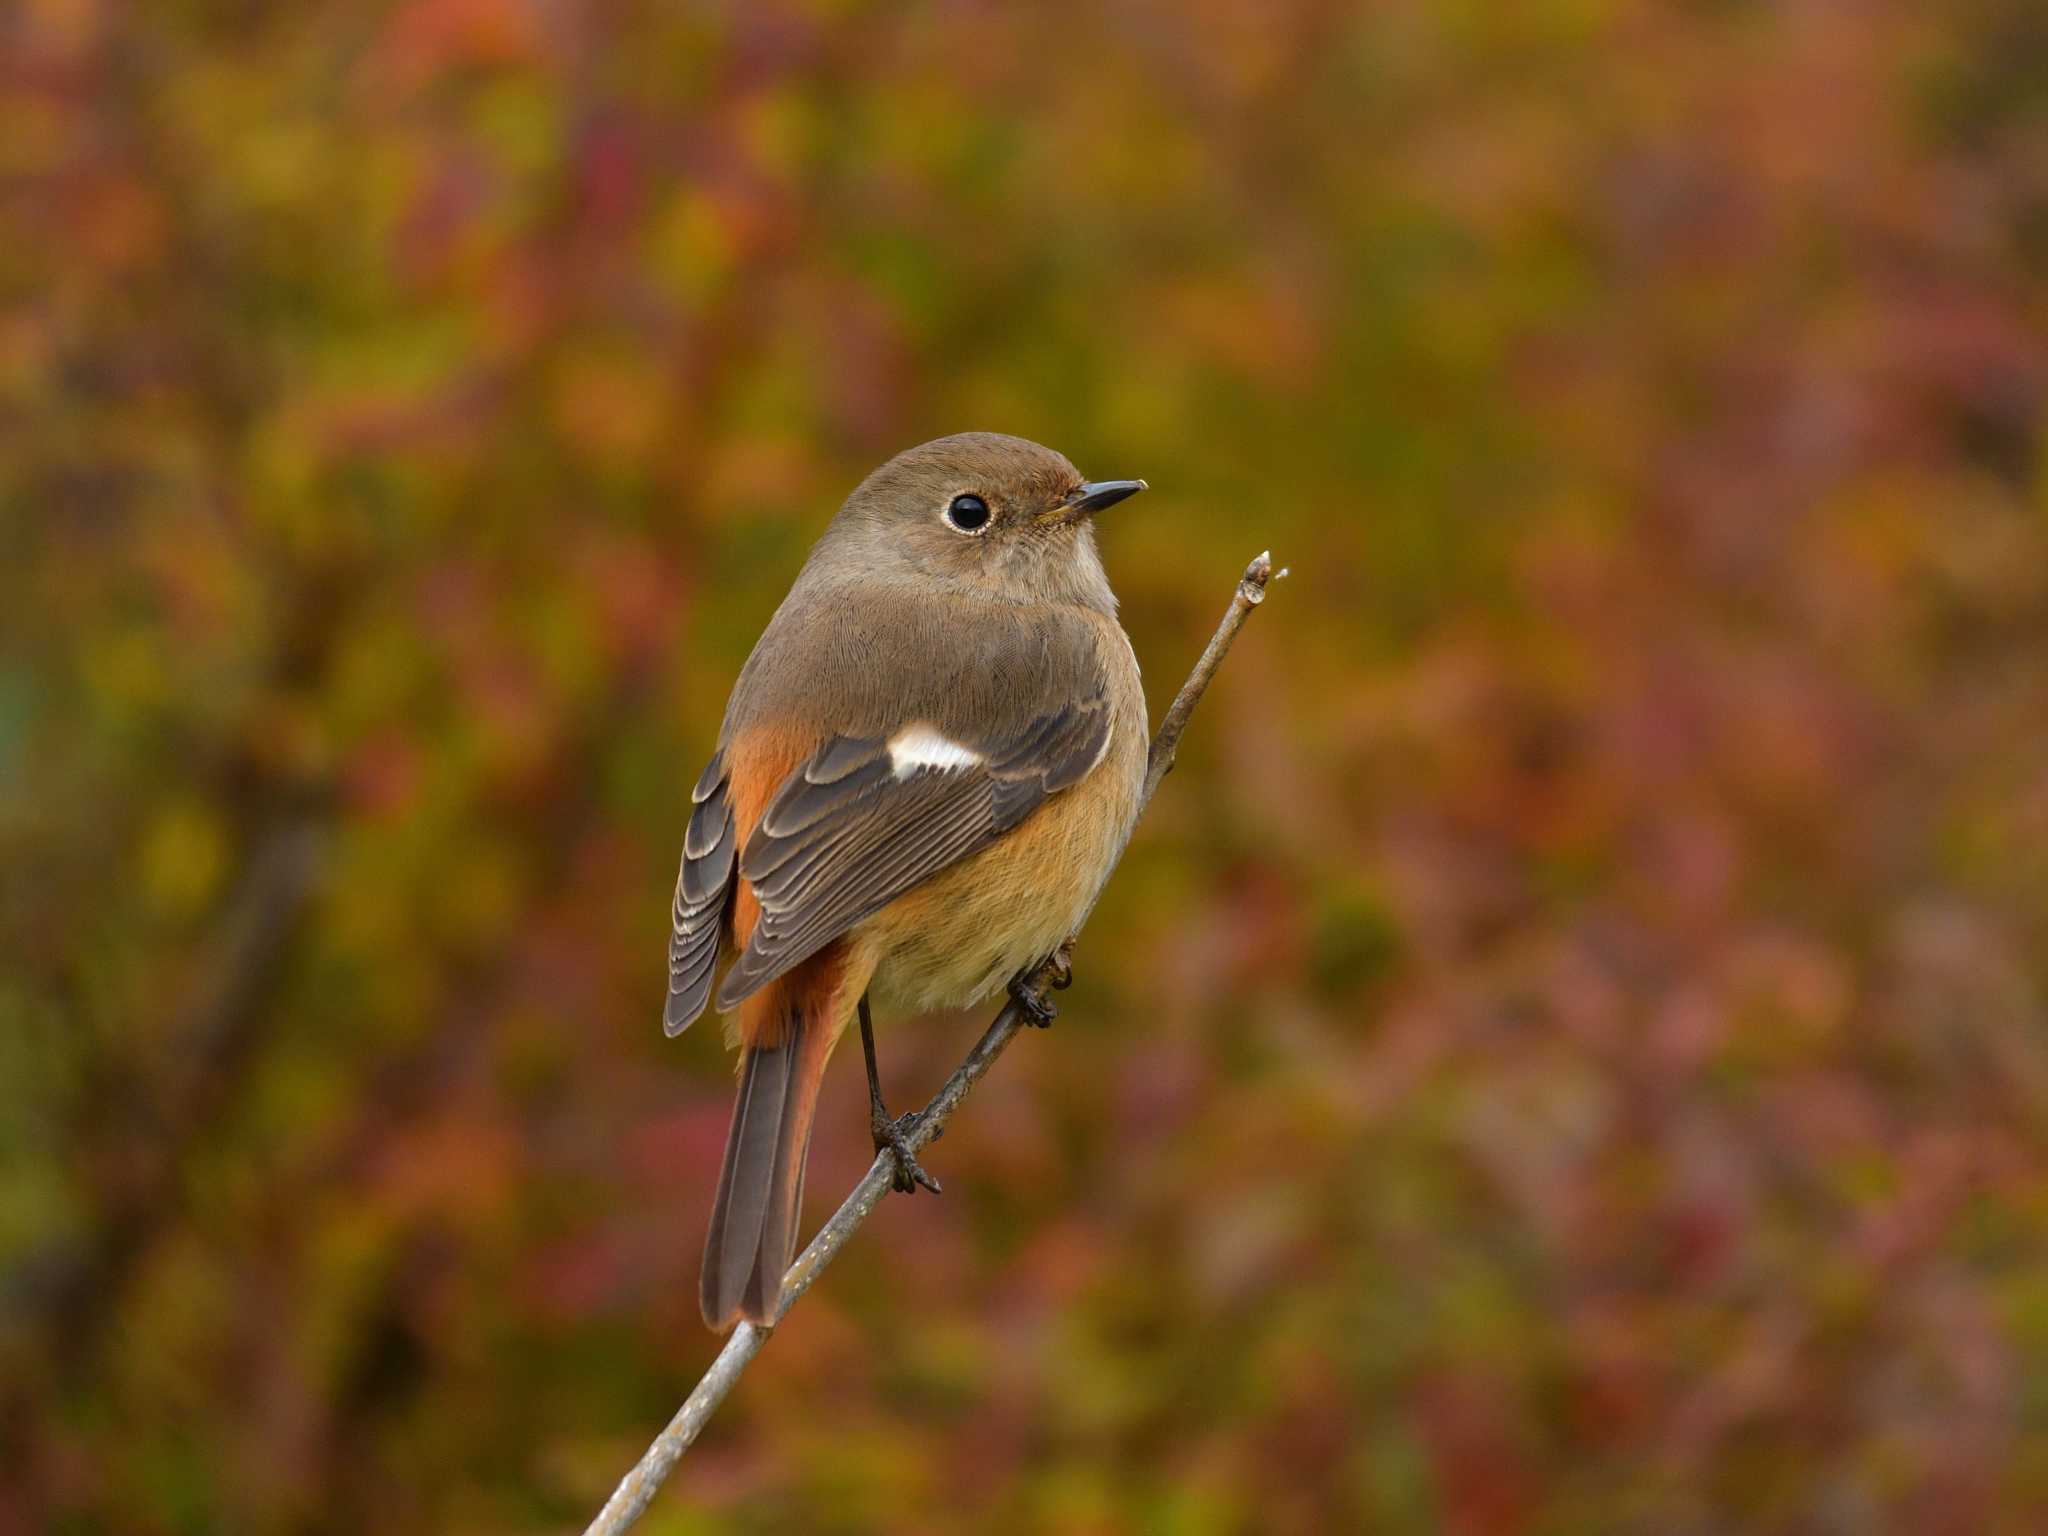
[{"xmin": 826, "ymin": 432, "xmax": 1145, "ymax": 613}]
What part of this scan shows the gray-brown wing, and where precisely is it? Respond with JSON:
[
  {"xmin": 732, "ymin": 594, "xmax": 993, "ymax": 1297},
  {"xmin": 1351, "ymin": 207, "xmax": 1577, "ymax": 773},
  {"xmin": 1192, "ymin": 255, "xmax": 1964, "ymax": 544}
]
[
  {"xmin": 664, "ymin": 750, "xmax": 736, "ymax": 1036},
  {"xmin": 714, "ymin": 695, "xmax": 1113, "ymax": 1010}
]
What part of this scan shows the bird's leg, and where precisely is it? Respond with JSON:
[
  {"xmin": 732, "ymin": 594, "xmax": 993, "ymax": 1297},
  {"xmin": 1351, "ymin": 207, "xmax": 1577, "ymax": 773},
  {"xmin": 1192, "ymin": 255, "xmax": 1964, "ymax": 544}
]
[
  {"xmin": 1008, "ymin": 944, "xmax": 1073, "ymax": 1028},
  {"xmin": 860, "ymin": 993, "xmax": 940, "ymax": 1195}
]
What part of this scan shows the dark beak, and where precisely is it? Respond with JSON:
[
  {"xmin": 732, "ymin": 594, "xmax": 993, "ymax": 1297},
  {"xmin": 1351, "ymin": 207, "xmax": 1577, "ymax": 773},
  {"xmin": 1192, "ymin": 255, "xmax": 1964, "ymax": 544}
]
[{"xmin": 1063, "ymin": 478, "xmax": 1148, "ymax": 515}]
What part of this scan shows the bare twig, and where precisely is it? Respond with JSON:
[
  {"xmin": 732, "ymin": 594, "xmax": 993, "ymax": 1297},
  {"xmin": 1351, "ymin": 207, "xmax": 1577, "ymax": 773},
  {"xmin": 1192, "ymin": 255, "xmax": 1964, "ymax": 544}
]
[{"xmin": 584, "ymin": 551, "xmax": 1282, "ymax": 1536}]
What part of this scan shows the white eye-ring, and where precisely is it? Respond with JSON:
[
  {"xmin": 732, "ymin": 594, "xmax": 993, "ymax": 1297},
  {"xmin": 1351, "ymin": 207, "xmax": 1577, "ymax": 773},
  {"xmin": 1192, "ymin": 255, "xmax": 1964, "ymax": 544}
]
[{"xmin": 944, "ymin": 493, "xmax": 991, "ymax": 533}]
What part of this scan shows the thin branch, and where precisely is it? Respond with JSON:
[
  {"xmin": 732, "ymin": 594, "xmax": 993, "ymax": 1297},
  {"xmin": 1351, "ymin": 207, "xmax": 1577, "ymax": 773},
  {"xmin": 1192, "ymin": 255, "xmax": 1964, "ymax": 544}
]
[{"xmin": 584, "ymin": 551, "xmax": 1283, "ymax": 1536}]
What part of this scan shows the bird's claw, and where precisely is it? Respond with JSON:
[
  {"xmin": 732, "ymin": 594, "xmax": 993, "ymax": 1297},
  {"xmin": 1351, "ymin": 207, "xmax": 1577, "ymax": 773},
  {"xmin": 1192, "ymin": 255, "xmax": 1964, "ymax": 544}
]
[
  {"xmin": 1009, "ymin": 960, "xmax": 1066, "ymax": 1028},
  {"xmin": 871, "ymin": 1109, "xmax": 941, "ymax": 1195}
]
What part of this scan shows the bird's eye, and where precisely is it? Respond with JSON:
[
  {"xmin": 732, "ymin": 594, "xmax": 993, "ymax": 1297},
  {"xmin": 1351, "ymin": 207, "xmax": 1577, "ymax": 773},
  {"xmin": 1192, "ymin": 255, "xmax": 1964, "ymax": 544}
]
[{"xmin": 944, "ymin": 493, "xmax": 991, "ymax": 533}]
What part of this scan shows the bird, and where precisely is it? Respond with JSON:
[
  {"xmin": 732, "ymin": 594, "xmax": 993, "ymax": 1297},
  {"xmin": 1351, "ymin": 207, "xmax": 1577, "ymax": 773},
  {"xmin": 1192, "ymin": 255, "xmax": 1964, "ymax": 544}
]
[{"xmin": 664, "ymin": 432, "xmax": 1149, "ymax": 1331}]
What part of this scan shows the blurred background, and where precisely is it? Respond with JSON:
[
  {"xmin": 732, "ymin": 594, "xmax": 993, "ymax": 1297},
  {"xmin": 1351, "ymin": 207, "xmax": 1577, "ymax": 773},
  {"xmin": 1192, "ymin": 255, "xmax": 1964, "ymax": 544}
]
[{"xmin": 5, "ymin": 0, "xmax": 2048, "ymax": 1531}]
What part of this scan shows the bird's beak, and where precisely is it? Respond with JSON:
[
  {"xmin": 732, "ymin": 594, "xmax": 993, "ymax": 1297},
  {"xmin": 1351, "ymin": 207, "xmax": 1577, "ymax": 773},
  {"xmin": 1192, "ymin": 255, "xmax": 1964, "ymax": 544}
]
[{"xmin": 1047, "ymin": 478, "xmax": 1147, "ymax": 525}]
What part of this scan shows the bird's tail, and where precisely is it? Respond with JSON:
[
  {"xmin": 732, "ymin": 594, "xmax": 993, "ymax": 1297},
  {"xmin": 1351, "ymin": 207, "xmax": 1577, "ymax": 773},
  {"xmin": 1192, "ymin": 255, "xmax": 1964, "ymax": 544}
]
[{"xmin": 700, "ymin": 987, "xmax": 837, "ymax": 1330}]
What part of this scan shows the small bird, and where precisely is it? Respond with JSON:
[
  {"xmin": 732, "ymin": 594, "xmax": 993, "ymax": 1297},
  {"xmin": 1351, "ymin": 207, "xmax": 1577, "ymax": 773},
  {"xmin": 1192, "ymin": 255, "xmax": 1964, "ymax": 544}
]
[{"xmin": 665, "ymin": 432, "xmax": 1149, "ymax": 1331}]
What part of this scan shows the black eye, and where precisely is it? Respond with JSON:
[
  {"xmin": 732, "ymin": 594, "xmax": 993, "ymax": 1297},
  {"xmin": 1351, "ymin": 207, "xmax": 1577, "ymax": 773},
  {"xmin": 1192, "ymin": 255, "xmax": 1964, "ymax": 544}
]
[{"xmin": 945, "ymin": 493, "xmax": 990, "ymax": 532}]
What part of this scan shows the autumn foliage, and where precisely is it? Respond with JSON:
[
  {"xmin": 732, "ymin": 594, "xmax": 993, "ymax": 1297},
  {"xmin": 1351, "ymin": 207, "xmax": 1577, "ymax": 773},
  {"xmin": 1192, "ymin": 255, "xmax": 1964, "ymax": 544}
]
[{"xmin": 4, "ymin": 1, "xmax": 2047, "ymax": 1531}]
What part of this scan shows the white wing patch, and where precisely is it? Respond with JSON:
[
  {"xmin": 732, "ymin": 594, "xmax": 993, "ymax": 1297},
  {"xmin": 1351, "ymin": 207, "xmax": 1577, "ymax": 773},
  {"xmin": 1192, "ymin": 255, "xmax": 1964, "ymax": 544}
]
[{"xmin": 887, "ymin": 724, "xmax": 985, "ymax": 779}]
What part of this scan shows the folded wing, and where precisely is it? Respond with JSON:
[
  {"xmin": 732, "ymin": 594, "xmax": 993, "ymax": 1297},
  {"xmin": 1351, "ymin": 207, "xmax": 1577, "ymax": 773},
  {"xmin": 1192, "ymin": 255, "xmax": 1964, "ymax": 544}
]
[
  {"xmin": 715, "ymin": 694, "xmax": 1113, "ymax": 1010},
  {"xmin": 663, "ymin": 750, "xmax": 736, "ymax": 1036}
]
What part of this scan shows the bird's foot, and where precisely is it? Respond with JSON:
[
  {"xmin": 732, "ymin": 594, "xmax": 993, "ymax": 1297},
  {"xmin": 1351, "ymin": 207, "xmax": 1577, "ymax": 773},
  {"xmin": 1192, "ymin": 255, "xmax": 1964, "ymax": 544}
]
[
  {"xmin": 1009, "ymin": 949, "xmax": 1072, "ymax": 1028},
  {"xmin": 870, "ymin": 1108, "xmax": 941, "ymax": 1195}
]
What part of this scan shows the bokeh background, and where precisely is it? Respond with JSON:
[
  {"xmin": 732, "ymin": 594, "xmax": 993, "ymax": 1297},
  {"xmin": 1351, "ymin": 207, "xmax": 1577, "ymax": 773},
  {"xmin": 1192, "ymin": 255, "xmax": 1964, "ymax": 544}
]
[{"xmin": 6, "ymin": 0, "xmax": 2048, "ymax": 1531}]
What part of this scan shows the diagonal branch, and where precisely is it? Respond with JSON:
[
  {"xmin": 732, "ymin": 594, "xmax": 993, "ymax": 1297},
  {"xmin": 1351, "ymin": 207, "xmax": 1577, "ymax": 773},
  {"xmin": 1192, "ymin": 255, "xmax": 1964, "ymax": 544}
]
[{"xmin": 585, "ymin": 551, "xmax": 1284, "ymax": 1536}]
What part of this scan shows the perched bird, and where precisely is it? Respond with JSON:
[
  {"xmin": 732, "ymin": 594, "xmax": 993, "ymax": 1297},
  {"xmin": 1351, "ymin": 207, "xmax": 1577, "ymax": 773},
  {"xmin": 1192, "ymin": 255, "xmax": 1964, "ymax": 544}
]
[{"xmin": 665, "ymin": 432, "xmax": 1149, "ymax": 1331}]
